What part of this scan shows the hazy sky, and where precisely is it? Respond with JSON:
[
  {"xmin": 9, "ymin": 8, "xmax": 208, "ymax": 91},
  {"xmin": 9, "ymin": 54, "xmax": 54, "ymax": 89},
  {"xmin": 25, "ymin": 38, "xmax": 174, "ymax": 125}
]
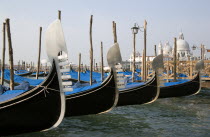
[{"xmin": 0, "ymin": 0, "xmax": 210, "ymax": 65}]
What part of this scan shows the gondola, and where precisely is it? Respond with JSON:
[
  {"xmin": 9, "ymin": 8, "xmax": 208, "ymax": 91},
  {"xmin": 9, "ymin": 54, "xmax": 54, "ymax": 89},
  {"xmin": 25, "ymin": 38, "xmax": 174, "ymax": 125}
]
[
  {"xmin": 65, "ymin": 69, "xmax": 117, "ymax": 117},
  {"xmin": 30, "ymin": 71, "xmax": 46, "ymax": 77},
  {"xmin": 0, "ymin": 19, "xmax": 67, "ymax": 136},
  {"xmin": 159, "ymin": 60, "xmax": 204, "ymax": 98},
  {"xmin": 64, "ymin": 43, "xmax": 119, "ymax": 117},
  {"xmin": 0, "ymin": 61, "xmax": 65, "ymax": 136},
  {"xmin": 117, "ymin": 73, "xmax": 159, "ymax": 106},
  {"xmin": 116, "ymin": 54, "xmax": 163, "ymax": 106},
  {"xmin": 159, "ymin": 72, "xmax": 200, "ymax": 98},
  {"xmin": 14, "ymin": 70, "xmax": 32, "ymax": 76}
]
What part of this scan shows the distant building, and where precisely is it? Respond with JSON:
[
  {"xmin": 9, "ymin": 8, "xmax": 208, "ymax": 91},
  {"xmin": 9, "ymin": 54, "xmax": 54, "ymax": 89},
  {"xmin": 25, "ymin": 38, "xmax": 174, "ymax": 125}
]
[
  {"xmin": 158, "ymin": 32, "xmax": 194, "ymax": 61},
  {"xmin": 122, "ymin": 32, "xmax": 197, "ymax": 70},
  {"xmin": 122, "ymin": 51, "xmax": 155, "ymax": 70}
]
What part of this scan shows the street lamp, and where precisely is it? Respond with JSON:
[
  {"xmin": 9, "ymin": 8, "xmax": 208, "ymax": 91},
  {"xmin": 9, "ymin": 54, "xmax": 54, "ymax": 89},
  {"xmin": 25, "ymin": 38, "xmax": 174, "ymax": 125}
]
[
  {"xmin": 192, "ymin": 45, "xmax": 196, "ymax": 50},
  {"xmin": 131, "ymin": 23, "xmax": 139, "ymax": 34},
  {"xmin": 131, "ymin": 23, "xmax": 139, "ymax": 82}
]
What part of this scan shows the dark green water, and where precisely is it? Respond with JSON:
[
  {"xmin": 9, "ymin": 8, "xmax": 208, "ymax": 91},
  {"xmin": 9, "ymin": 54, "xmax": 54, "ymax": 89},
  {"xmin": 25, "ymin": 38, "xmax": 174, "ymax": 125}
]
[{"xmin": 13, "ymin": 89, "xmax": 210, "ymax": 137}]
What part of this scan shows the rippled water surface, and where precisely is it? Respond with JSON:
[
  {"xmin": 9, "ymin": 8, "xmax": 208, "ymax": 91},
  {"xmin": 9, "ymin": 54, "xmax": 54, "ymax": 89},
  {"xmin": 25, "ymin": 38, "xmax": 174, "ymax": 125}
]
[{"xmin": 13, "ymin": 89, "xmax": 210, "ymax": 137}]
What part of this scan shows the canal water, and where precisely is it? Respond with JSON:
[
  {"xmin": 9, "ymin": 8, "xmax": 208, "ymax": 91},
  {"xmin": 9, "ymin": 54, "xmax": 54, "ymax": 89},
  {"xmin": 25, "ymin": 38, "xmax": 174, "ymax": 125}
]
[{"xmin": 11, "ymin": 89, "xmax": 210, "ymax": 137}]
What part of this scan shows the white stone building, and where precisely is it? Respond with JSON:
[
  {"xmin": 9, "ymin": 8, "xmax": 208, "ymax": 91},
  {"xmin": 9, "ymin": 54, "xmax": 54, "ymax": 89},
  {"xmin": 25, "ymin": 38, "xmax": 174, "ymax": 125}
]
[{"xmin": 158, "ymin": 32, "xmax": 193, "ymax": 61}]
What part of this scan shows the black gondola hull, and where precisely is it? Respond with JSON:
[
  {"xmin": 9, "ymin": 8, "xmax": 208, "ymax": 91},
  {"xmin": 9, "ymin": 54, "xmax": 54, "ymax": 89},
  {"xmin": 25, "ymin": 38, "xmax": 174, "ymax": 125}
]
[
  {"xmin": 30, "ymin": 72, "xmax": 46, "ymax": 77},
  {"xmin": 65, "ymin": 71, "xmax": 117, "ymax": 117},
  {"xmin": 0, "ymin": 61, "xmax": 64, "ymax": 136},
  {"xmin": 117, "ymin": 74, "xmax": 159, "ymax": 106},
  {"xmin": 14, "ymin": 72, "xmax": 32, "ymax": 76},
  {"xmin": 159, "ymin": 73, "xmax": 201, "ymax": 98}
]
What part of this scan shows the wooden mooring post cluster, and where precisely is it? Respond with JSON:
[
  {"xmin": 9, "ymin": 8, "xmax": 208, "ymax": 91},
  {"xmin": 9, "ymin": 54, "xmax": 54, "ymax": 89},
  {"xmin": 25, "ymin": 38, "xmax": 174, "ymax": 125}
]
[{"xmin": 139, "ymin": 59, "xmax": 210, "ymax": 81}]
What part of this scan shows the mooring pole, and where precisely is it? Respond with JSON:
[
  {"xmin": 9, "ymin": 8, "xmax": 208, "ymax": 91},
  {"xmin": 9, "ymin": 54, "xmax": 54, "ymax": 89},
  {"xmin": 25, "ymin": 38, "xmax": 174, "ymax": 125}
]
[
  {"xmin": 154, "ymin": 45, "xmax": 157, "ymax": 56},
  {"xmin": 143, "ymin": 20, "xmax": 147, "ymax": 82},
  {"xmin": 30, "ymin": 61, "xmax": 32, "ymax": 71},
  {"xmin": 89, "ymin": 15, "xmax": 93, "ymax": 85},
  {"xmin": 58, "ymin": 10, "xmax": 61, "ymax": 20},
  {"xmin": 173, "ymin": 37, "xmax": 177, "ymax": 82},
  {"xmin": 5, "ymin": 19, "xmax": 14, "ymax": 90},
  {"xmin": 101, "ymin": 42, "xmax": 104, "ymax": 82},
  {"xmin": 112, "ymin": 21, "xmax": 117, "ymax": 43},
  {"xmin": 141, "ymin": 49, "xmax": 145, "ymax": 81},
  {"xmin": 78, "ymin": 53, "xmax": 81, "ymax": 82},
  {"xmin": 201, "ymin": 44, "xmax": 205, "ymax": 60},
  {"xmin": 1, "ymin": 22, "xmax": 6, "ymax": 85},
  {"xmin": 36, "ymin": 27, "xmax": 42, "ymax": 79},
  {"xmin": 94, "ymin": 59, "xmax": 95, "ymax": 71},
  {"xmin": 17, "ymin": 61, "xmax": 19, "ymax": 70},
  {"xmin": 21, "ymin": 60, "xmax": 23, "ymax": 70}
]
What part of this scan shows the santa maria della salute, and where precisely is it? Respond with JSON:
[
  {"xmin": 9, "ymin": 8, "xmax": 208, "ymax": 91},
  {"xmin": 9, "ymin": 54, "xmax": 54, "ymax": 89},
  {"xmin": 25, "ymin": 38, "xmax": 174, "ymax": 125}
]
[{"xmin": 158, "ymin": 32, "xmax": 192, "ymax": 61}]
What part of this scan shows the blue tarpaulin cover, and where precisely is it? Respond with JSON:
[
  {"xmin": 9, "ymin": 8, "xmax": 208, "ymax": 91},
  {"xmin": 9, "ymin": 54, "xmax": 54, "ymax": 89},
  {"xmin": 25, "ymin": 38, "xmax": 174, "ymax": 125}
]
[
  {"xmin": 0, "ymin": 70, "xmax": 43, "ymax": 86},
  {"xmin": 0, "ymin": 90, "xmax": 25, "ymax": 103},
  {"xmin": 31, "ymin": 71, "xmax": 45, "ymax": 75},
  {"xmin": 65, "ymin": 82, "xmax": 100, "ymax": 95},
  {"xmin": 163, "ymin": 79, "xmax": 190, "ymax": 87}
]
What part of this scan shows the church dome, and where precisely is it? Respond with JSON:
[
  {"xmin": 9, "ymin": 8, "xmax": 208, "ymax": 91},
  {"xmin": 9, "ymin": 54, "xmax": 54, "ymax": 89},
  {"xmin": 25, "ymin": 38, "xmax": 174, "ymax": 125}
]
[
  {"xmin": 176, "ymin": 39, "xmax": 190, "ymax": 51},
  {"xmin": 176, "ymin": 32, "xmax": 190, "ymax": 51}
]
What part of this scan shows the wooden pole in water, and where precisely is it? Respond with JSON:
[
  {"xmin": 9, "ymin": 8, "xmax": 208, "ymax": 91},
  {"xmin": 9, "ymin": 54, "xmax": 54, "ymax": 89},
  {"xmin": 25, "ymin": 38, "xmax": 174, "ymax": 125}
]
[
  {"xmin": 23, "ymin": 61, "xmax": 25, "ymax": 70},
  {"xmin": 154, "ymin": 45, "xmax": 157, "ymax": 56},
  {"xmin": 101, "ymin": 41, "xmax": 104, "ymax": 82},
  {"xmin": 190, "ymin": 60, "xmax": 193, "ymax": 79},
  {"xmin": 89, "ymin": 15, "xmax": 93, "ymax": 85},
  {"xmin": 114, "ymin": 22, "xmax": 117, "ymax": 43},
  {"xmin": 143, "ymin": 20, "xmax": 147, "ymax": 82},
  {"xmin": 30, "ymin": 61, "xmax": 32, "ymax": 71},
  {"xmin": 5, "ymin": 19, "xmax": 14, "ymax": 90},
  {"xmin": 167, "ymin": 57, "xmax": 169, "ymax": 82},
  {"xmin": 20, "ymin": 60, "xmax": 23, "ymax": 69},
  {"xmin": 58, "ymin": 10, "xmax": 61, "ymax": 20},
  {"xmin": 200, "ymin": 44, "xmax": 202, "ymax": 60},
  {"xmin": 173, "ymin": 37, "xmax": 177, "ymax": 82},
  {"xmin": 94, "ymin": 59, "xmax": 95, "ymax": 71},
  {"xmin": 78, "ymin": 53, "xmax": 81, "ymax": 82},
  {"xmin": 36, "ymin": 27, "xmax": 42, "ymax": 79},
  {"xmin": 201, "ymin": 44, "xmax": 205, "ymax": 60},
  {"xmin": 112, "ymin": 21, "xmax": 117, "ymax": 43},
  {"xmin": 96, "ymin": 63, "xmax": 98, "ymax": 71},
  {"xmin": 1, "ymin": 22, "xmax": 6, "ymax": 85},
  {"xmin": 141, "ymin": 49, "xmax": 145, "ymax": 80}
]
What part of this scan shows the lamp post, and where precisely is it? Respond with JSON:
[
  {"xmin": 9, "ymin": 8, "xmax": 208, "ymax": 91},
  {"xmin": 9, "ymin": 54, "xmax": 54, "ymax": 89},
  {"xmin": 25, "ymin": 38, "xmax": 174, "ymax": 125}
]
[{"xmin": 131, "ymin": 23, "xmax": 139, "ymax": 82}]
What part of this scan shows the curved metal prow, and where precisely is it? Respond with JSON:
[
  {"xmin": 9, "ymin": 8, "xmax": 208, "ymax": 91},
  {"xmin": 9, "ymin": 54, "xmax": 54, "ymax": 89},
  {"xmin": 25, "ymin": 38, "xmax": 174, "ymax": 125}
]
[
  {"xmin": 195, "ymin": 60, "xmax": 204, "ymax": 72},
  {"xmin": 152, "ymin": 54, "xmax": 164, "ymax": 71},
  {"xmin": 44, "ymin": 19, "xmax": 70, "ymax": 130},
  {"xmin": 107, "ymin": 43, "xmax": 122, "ymax": 68},
  {"xmin": 152, "ymin": 54, "xmax": 164, "ymax": 87},
  {"xmin": 107, "ymin": 42, "xmax": 124, "ymax": 89}
]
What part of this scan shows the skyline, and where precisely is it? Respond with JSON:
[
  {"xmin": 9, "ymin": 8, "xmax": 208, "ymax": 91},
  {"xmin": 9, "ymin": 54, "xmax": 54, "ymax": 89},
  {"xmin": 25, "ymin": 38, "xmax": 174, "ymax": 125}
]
[{"xmin": 0, "ymin": 0, "xmax": 210, "ymax": 65}]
